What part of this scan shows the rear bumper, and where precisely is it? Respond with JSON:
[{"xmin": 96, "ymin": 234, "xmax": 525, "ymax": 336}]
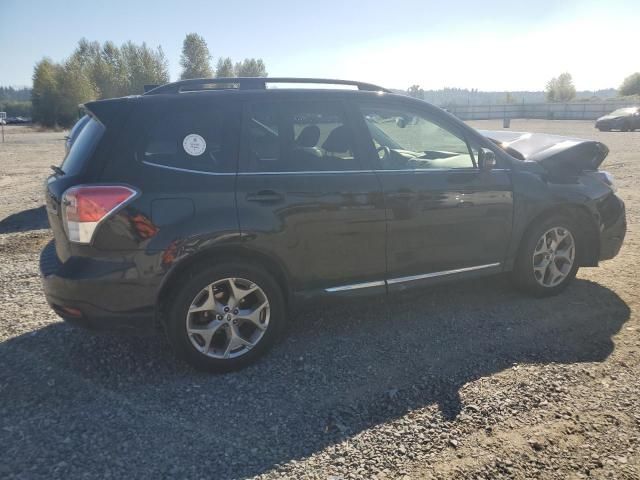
[
  {"xmin": 39, "ymin": 240, "xmax": 157, "ymax": 334},
  {"xmin": 598, "ymin": 195, "xmax": 626, "ymax": 261}
]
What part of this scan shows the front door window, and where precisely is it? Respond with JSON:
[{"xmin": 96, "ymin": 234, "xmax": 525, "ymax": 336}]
[{"xmin": 360, "ymin": 106, "xmax": 476, "ymax": 170}]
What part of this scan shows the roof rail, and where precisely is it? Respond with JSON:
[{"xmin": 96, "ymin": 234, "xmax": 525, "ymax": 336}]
[{"xmin": 144, "ymin": 77, "xmax": 391, "ymax": 95}]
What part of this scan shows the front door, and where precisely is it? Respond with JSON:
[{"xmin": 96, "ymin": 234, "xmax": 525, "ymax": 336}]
[
  {"xmin": 236, "ymin": 96, "xmax": 386, "ymax": 294},
  {"xmin": 352, "ymin": 99, "xmax": 513, "ymax": 288}
]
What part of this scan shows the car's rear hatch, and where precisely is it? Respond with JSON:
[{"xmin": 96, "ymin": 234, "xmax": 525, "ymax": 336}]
[{"xmin": 45, "ymin": 97, "xmax": 135, "ymax": 261}]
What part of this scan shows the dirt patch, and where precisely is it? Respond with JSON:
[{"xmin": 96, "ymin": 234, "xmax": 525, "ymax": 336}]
[{"xmin": 0, "ymin": 230, "xmax": 52, "ymax": 255}]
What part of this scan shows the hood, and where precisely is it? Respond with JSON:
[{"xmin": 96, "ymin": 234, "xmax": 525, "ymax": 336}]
[{"xmin": 479, "ymin": 130, "xmax": 609, "ymax": 174}]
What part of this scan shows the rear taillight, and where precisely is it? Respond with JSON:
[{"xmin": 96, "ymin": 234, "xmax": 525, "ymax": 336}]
[{"xmin": 62, "ymin": 185, "xmax": 138, "ymax": 244}]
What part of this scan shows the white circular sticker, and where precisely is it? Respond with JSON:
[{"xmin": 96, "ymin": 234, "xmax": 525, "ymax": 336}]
[{"xmin": 183, "ymin": 134, "xmax": 206, "ymax": 156}]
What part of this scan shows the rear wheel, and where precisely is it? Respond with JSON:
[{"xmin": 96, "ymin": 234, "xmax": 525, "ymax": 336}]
[
  {"xmin": 513, "ymin": 215, "xmax": 579, "ymax": 297},
  {"xmin": 165, "ymin": 263, "xmax": 286, "ymax": 372}
]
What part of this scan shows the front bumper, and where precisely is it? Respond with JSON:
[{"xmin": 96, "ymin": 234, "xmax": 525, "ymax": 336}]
[
  {"xmin": 598, "ymin": 195, "xmax": 626, "ymax": 261},
  {"xmin": 39, "ymin": 240, "xmax": 157, "ymax": 334}
]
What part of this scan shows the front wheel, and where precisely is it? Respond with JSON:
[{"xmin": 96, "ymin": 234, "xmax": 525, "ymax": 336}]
[
  {"xmin": 165, "ymin": 263, "xmax": 286, "ymax": 372},
  {"xmin": 513, "ymin": 216, "xmax": 580, "ymax": 297}
]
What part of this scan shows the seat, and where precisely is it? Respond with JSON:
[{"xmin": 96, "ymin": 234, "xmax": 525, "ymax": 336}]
[
  {"xmin": 295, "ymin": 125, "xmax": 320, "ymax": 147},
  {"xmin": 322, "ymin": 125, "xmax": 352, "ymax": 155}
]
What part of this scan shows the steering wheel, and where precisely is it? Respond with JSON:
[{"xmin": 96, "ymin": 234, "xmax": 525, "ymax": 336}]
[{"xmin": 376, "ymin": 145, "xmax": 391, "ymax": 164}]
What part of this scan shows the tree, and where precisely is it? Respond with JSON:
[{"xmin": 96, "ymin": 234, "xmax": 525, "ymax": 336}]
[
  {"xmin": 70, "ymin": 38, "xmax": 101, "ymax": 70},
  {"xmin": 619, "ymin": 73, "xmax": 640, "ymax": 97},
  {"xmin": 234, "ymin": 58, "xmax": 267, "ymax": 77},
  {"xmin": 0, "ymin": 101, "xmax": 31, "ymax": 117},
  {"xmin": 32, "ymin": 58, "xmax": 62, "ymax": 127},
  {"xmin": 57, "ymin": 57, "xmax": 97, "ymax": 127},
  {"xmin": 180, "ymin": 33, "xmax": 212, "ymax": 79},
  {"xmin": 407, "ymin": 84, "xmax": 424, "ymax": 99},
  {"xmin": 0, "ymin": 86, "xmax": 31, "ymax": 102},
  {"xmin": 122, "ymin": 41, "xmax": 170, "ymax": 94},
  {"xmin": 31, "ymin": 38, "xmax": 170, "ymax": 127},
  {"xmin": 215, "ymin": 57, "xmax": 234, "ymax": 78},
  {"xmin": 545, "ymin": 73, "xmax": 576, "ymax": 102},
  {"xmin": 91, "ymin": 41, "xmax": 129, "ymax": 99}
]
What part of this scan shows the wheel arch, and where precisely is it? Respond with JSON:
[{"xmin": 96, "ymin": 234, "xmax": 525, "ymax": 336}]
[
  {"xmin": 515, "ymin": 203, "xmax": 600, "ymax": 268},
  {"xmin": 155, "ymin": 245, "xmax": 292, "ymax": 326}
]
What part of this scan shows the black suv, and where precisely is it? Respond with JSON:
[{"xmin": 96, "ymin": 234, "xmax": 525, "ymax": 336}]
[{"xmin": 41, "ymin": 78, "xmax": 626, "ymax": 371}]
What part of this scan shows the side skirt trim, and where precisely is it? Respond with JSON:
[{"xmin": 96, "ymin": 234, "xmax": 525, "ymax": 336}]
[
  {"xmin": 324, "ymin": 263, "xmax": 501, "ymax": 293},
  {"xmin": 325, "ymin": 280, "xmax": 386, "ymax": 292},
  {"xmin": 386, "ymin": 263, "xmax": 501, "ymax": 285}
]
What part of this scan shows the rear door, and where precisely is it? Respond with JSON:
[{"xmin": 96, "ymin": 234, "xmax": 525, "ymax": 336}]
[
  {"xmin": 352, "ymin": 98, "xmax": 513, "ymax": 288},
  {"xmin": 236, "ymin": 95, "xmax": 386, "ymax": 294}
]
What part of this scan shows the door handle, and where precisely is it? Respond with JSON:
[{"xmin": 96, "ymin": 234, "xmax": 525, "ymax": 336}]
[{"xmin": 246, "ymin": 190, "xmax": 284, "ymax": 203}]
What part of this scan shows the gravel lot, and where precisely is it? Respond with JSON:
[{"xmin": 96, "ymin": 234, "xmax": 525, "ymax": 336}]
[{"xmin": 1, "ymin": 120, "xmax": 639, "ymax": 479}]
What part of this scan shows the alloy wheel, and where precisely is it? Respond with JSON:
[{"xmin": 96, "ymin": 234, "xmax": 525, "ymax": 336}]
[
  {"xmin": 532, "ymin": 227, "xmax": 575, "ymax": 288},
  {"xmin": 185, "ymin": 277, "xmax": 270, "ymax": 359}
]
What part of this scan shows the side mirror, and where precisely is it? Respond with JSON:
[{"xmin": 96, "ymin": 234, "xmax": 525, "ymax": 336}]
[
  {"xmin": 395, "ymin": 117, "xmax": 407, "ymax": 128},
  {"xmin": 478, "ymin": 148, "xmax": 496, "ymax": 170}
]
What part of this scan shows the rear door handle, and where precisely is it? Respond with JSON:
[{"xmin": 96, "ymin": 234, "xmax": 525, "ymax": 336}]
[{"xmin": 246, "ymin": 190, "xmax": 284, "ymax": 203}]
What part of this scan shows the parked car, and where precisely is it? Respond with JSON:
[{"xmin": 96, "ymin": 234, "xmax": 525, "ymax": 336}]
[
  {"xmin": 6, "ymin": 116, "xmax": 32, "ymax": 124},
  {"xmin": 40, "ymin": 78, "xmax": 626, "ymax": 372},
  {"xmin": 595, "ymin": 107, "xmax": 640, "ymax": 131}
]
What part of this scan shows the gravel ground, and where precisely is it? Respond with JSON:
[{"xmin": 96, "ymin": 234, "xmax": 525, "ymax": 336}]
[{"xmin": 0, "ymin": 121, "xmax": 639, "ymax": 479}]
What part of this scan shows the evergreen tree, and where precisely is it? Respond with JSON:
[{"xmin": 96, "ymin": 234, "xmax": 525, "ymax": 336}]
[{"xmin": 180, "ymin": 33, "xmax": 212, "ymax": 79}]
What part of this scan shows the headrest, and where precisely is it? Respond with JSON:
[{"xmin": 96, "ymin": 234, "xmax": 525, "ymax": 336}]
[
  {"xmin": 322, "ymin": 125, "xmax": 351, "ymax": 153},
  {"xmin": 295, "ymin": 125, "xmax": 320, "ymax": 148}
]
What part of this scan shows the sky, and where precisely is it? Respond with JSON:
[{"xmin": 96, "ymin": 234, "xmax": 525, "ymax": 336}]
[{"xmin": 0, "ymin": 0, "xmax": 637, "ymax": 91}]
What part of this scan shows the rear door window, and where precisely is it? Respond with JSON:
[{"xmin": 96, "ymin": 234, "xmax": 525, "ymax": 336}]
[
  {"xmin": 60, "ymin": 116, "xmax": 105, "ymax": 176},
  {"xmin": 242, "ymin": 100, "xmax": 362, "ymax": 172},
  {"xmin": 140, "ymin": 101, "xmax": 235, "ymax": 173}
]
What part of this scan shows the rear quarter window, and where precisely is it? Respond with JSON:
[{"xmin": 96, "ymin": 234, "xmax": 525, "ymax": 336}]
[
  {"xmin": 60, "ymin": 117, "xmax": 105, "ymax": 176},
  {"xmin": 139, "ymin": 102, "xmax": 234, "ymax": 173}
]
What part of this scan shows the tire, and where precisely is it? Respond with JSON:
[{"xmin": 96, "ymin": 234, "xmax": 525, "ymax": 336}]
[
  {"xmin": 164, "ymin": 262, "xmax": 286, "ymax": 372},
  {"xmin": 512, "ymin": 215, "xmax": 580, "ymax": 297}
]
